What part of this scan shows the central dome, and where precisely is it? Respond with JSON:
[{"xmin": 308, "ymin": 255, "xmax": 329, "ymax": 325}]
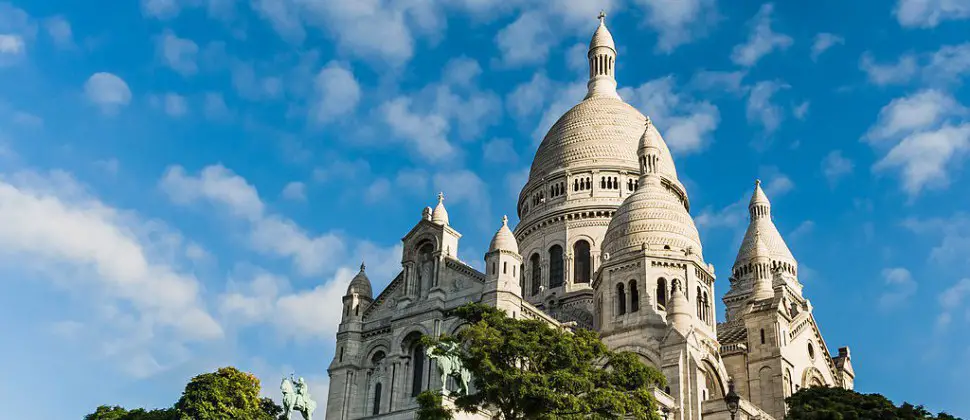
[{"xmin": 528, "ymin": 96, "xmax": 680, "ymax": 182}]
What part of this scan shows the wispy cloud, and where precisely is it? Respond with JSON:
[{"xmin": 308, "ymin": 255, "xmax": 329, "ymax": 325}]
[{"xmin": 731, "ymin": 3, "xmax": 793, "ymax": 67}]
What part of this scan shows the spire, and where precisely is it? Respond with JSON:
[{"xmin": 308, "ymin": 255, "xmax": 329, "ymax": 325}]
[
  {"xmin": 637, "ymin": 118, "xmax": 663, "ymax": 183},
  {"xmin": 359, "ymin": 261, "xmax": 366, "ymax": 272},
  {"xmin": 431, "ymin": 192, "xmax": 449, "ymax": 225},
  {"xmin": 585, "ymin": 11, "xmax": 619, "ymax": 99},
  {"xmin": 749, "ymin": 179, "xmax": 771, "ymax": 221}
]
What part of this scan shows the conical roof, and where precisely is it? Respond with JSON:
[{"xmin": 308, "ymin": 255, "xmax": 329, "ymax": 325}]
[
  {"xmin": 734, "ymin": 181, "xmax": 796, "ymax": 270},
  {"xmin": 431, "ymin": 192, "xmax": 449, "ymax": 225},
  {"xmin": 589, "ymin": 12, "xmax": 616, "ymax": 51},
  {"xmin": 346, "ymin": 262, "xmax": 372, "ymax": 299},
  {"xmin": 488, "ymin": 216, "xmax": 518, "ymax": 254}
]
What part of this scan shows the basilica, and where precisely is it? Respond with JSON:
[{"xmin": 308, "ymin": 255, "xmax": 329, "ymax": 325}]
[{"xmin": 325, "ymin": 15, "xmax": 854, "ymax": 420}]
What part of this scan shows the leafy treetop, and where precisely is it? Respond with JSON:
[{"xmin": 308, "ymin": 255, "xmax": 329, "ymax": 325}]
[
  {"xmin": 785, "ymin": 386, "xmax": 962, "ymax": 420},
  {"xmin": 417, "ymin": 303, "xmax": 667, "ymax": 420}
]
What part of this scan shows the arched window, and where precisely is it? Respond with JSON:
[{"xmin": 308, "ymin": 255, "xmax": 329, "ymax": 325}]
[
  {"xmin": 585, "ymin": 178, "xmax": 591, "ymax": 190},
  {"xmin": 703, "ymin": 291, "xmax": 710, "ymax": 323},
  {"xmin": 760, "ymin": 329, "xmax": 766, "ymax": 345},
  {"xmin": 573, "ymin": 240, "xmax": 591, "ymax": 284},
  {"xmin": 549, "ymin": 245, "xmax": 564, "ymax": 288},
  {"xmin": 629, "ymin": 280, "xmax": 639, "ymax": 312},
  {"xmin": 657, "ymin": 278, "xmax": 667, "ymax": 309},
  {"xmin": 503, "ymin": 261, "xmax": 507, "ymax": 274},
  {"xmin": 696, "ymin": 286, "xmax": 702, "ymax": 318},
  {"xmin": 520, "ymin": 263, "xmax": 525, "ymax": 296},
  {"xmin": 411, "ymin": 343, "xmax": 425, "ymax": 396},
  {"xmin": 373, "ymin": 383, "xmax": 382, "ymax": 415},
  {"xmin": 601, "ymin": 177, "xmax": 606, "ymax": 189},
  {"xmin": 530, "ymin": 253, "xmax": 541, "ymax": 296},
  {"xmin": 616, "ymin": 283, "xmax": 626, "ymax": 315},
  {"xmin": 574, "ymin": 179, "xmax": 579, "ymax": 191}
]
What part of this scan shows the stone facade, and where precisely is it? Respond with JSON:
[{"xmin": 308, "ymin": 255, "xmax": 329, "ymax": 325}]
[{"xmin": 325, "ymin": 15, "xmax": 853, "ymax": 420}]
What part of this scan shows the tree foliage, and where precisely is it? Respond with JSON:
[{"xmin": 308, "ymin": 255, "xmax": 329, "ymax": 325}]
[
  {"xmin": 785, "ymin": 386, "xmax": 962, "ymax": 420},
  {"xmin": 417, "ymin": 303, "xmax": 667, "ymax": 420},
  {"xmin": 84, "ymin": 405, "xmax": 178, "ymax": 420},
  {"xmin": 85, "ymin": 367, "xmax": 283, "ymax": 420}
]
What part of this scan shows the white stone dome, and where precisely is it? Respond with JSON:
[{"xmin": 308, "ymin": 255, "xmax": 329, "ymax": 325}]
[
  {"xmin": 489, "ymin": 216, "xmax": 518, "ymax": 254},
  {"xmin": 346, "ymin": 263, "xmax": 372, "ymax": 299},
  {"xmin": 601, "ymin": 176, "xmax": 704, "ymax": 260},
  {"xmin": 527, "ymin": 96, "xmax": 680, "ymax": 182}
]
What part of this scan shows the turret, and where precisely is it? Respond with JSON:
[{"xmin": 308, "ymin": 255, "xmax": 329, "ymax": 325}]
[
  {"xmin": 585, "ymin": 11, "xmax": 620, "ymax": 99},
  {"xmin": 749, "ymin": 179, "xmax": 771, "ymax": 221},
  {"xmin": 483, "ymin": 216, "xmax": 524, "ymax": 315},
  {"xmin": 341, "ymin": 262, "xmax": 372, "ymax": 324},
  {"xmin": 667, "ymin": 279, "xmax": 692, "ymax": 334}
]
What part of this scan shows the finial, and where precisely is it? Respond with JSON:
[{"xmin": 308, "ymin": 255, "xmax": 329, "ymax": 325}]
[
  {"xmin": 502, "ymin": 215, "xmax": 508, "ymax": 226},
  {"xmin": 755, "ymin": 179, "xmax": 762, "ymax": 187},
  {"xmin": 598, "ymin": 10, "xmax": 606, "ymax": 24},
  {"xmin": 645, "ymin": 116, "xmax": 652, "ymax": 127},
  {"xmin": 437, "ymin": 192, "xmax": 444, "ymax": 203},
  {"xmin": 360, "ymin": 261, "xmax": 366, "ymax": 272}
]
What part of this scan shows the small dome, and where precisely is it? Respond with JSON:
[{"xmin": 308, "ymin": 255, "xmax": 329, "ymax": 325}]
[
  {"xmin": 431, "ymin": 192, "xmax": 449, "ymax": 225},
  {"xmin": 734, "ymin": 181, "xmax": 797, "ymax": 271},
  {"xmin": 750, "ymin": 179, "xmax": 770, "ymax": 208},
  {"xmin": 667, "ymin": 280, "xmax": 692, "ymax": 333},
  {"xmin": 589, "ymin": 14, "xmax": 616, "ymax": 51},
  {"xmin": 488, "ymin": 215, "xmax": 519, "ymax": 254},
  {"xmin": 346, "ymin": 262, "xmax": 372, "ymax": 299},
  {"xmin": 602, "ymin": 177, "xmax": 703, "ymax": 260}
]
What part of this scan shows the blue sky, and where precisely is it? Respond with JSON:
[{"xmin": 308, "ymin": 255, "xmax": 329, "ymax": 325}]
[{"xmin": 2, "ymin": 0, "xmax": 970, "ymax": 418}]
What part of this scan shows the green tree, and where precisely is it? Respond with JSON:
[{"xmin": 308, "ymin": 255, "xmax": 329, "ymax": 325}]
[
  {"xmin": 84, "ymin": 405, "xmax": 178, "ymax": 420},
  {"xmin": 417, "ymin": 303, "xmax": 667, "ymax": 420},
  {"xmin": 174, "ymin": 366, "xmax": 282, "ymax": 420},
  {"xmin": 785, "ymin": 386, "xmax": 962, "ymax": 420},
  {"xmin": 86, "ymin": 367, "xmax": 283, "ymax": 420}
]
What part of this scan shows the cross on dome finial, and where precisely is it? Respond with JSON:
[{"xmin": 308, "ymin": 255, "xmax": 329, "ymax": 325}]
[
  {"xmin": 502, "ymin": 215, "xmax": 508, "ymax": 226},
  {"xmin": 598, "ymin": 10, "xmax": 606, "ymax": 24},
  {"xmin": 360, "ymin": 261, "xmax": 366, "ymax": 271},
  {"xmin": 755, "ymin": 179, "xmax": 762, "ymax": 186}
]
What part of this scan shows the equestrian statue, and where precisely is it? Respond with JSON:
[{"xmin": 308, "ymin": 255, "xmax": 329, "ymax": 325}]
[
  {"xmin": 426, "ymin": 341, "xmax": 472, "ymax": 396},
  {"xmin": 280, "ymin": 374, "xmax": 317, "ymax": 420}
]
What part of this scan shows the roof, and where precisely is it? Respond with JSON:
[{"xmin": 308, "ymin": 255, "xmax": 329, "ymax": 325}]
[
  {"xmin": 488, "ymin": 215, "xmax": 518, "ymax": 254},
  {"xmin": 346, "ymin": 262, "xmax": 372, "ymax": 299},
  {"xmin": 717, "ymin": 320, "xmax": 748, "ymax": 344}
]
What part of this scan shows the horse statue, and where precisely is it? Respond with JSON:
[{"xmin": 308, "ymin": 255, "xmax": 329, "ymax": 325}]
[
  {"xmin": 281, "ymin": 375, "xmax": 317, "ymax": 420},
  {"xmin": 426, "ymin": 341, "xmax": 472, "ymax": 396}
]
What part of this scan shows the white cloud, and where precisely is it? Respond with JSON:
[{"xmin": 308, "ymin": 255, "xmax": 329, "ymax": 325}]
[
  {"xmin": 895, "ymin": 0, "xmax": 970, "ymax": 28},
  {"xmin": 0, "ymin": 34, "xmax": 25, "ymax": 56},
  {"xmin": 633, "ymin": 0, "xmax": 718, "ymax": 53},
  {"xmin": 860, "ymin": 52, "xmax": 919, "ymax": 85},
  {"xmin": 821, "ymin": 150, "xmax": 854, "ymax": 185},
  {"xmin": 621, "ymin": 76, "xmax": 721, "ymax": 154},
  {"xmin": 44, "ymin": 16, "xmax": 73, "ymax": 49},
  {"xmin": 793, "ymin": 101, "xmax": 810, "ymax": 120},
  {"xmin": 0, "ymin": 169, "xmax": 222, "ymax": 375},
  {"xmin": 937, "ymin": 278, "xmax": 970, "ymax": 330},
  {"xmin": 230, "ymin": 60, "xmax": 284, "ymax": 101},
  {"xmin": 689, "ymin": 70, "xmax": 748, "ymax": 94},
  {"xmin": 495, "ymin": 11, "xmax": 554, "ymax": 67},
  {"xmin": 866, "ymin": 90, "xmax": 966, "ymax": 141},
  {"xmin": 204, "ymin": 92, "xmax": 230, "ymax": 120},
  {"xmin": 746, "ymin": 80, "xmax": 789, "ymax": 135},
  {"xmin": 381, "ymin": 97, "xmax": 454, "ymax": 162},
  {"xmin": 879, "ymin": 268, "xmax": 918, "ymax": 310},
  {"xmin": 810, "ymin": 33, "xmax": 843, "ymax": 61},
  {"xmin": 507, "ymin": 73, "xmax": 552, "ymax": 118},
  {"xmin": 141, "ymin": 0, "xmax": 181, "ymax": 19},
  {"xmin": 220, "ymin": 243, "xmax": 402, "ymax": 341},
  {"xmin": 164, "ymin": 93, "xmax": 188, "ymax": 117},
  {"xmin": 860, "ymin": 44, "xmax": 970, "ymax": 87},
  {"xmin": 158, "ymin": 30, "xmax": 199, "ymax": 76},
  {"xmin": 12, "ymin": 111, "xmax": 42, "ymax": 127},
  {"xmin": 160, "ymin": 165, "xmax": 265, "ymax": 221},
  {"xmin": 84, "ymin": 72, "xmax": 132, "ymax": 115},
  {"xmin": 364, "ymin": 178, "xmax": 391, "ymax": 204},
  {"xmin": 864, "ymin": 91, "xmax": 970, "ymax": 196},
  {"xmin": 311, "ymin": 61, "xmax": 360, "ymax": 124},
  {"xmin": 442, "ymin": 56, "xmax": 482, "ymax": 88},
  {"xmin": 903, "ymin": 213, "xmax": 970, "ymax": 267},
  {"xmin": 873, "ymin": 123, "xmax": 970, "ymax": 196},
  {"xmin": 730, "ymin": 3, "xmax": 793, "ymax": 67},
  {"xmin": 281, "ymin": 181, "xmax": 306, "ymax": 201},
  {"xmin": 160, "ymin": 165, "xmax": 353, "ymax": 276}
]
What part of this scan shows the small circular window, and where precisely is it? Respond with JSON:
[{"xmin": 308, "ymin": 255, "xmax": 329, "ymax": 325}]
[{"xmin": 807, "ymin": 342, "xmax": 816, "ymax": 360}]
